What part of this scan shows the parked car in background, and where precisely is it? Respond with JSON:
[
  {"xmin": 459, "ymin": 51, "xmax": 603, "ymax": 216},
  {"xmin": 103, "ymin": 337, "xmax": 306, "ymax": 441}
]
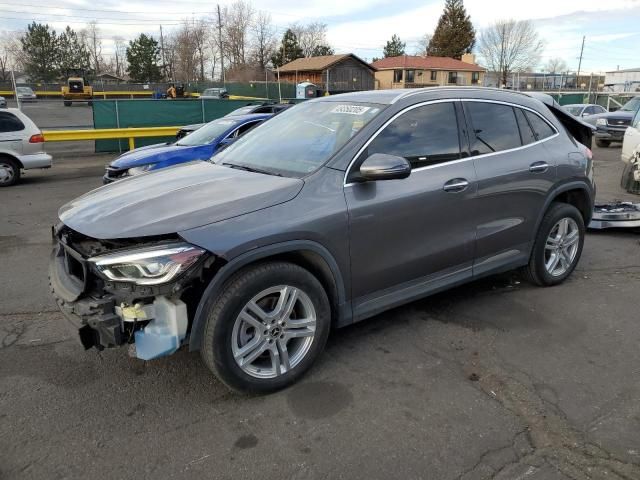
[
  {"xmin": 51, "ymin": 88, "xmax": 595, "ymax": 393},
  {"xmin": 200, "ymin": 88, "xmax": 229, "ymax": 99},
  {"xmin": 582, "ymin": 96, "xmax": 640, "ymax": 147},
  {"xmin": 224, "ymin": 102, "xmax": 293, "ymax": 117},
  {"xmin": 176, "ymin": 103, "xmax": 294, "ymax": 140},
  {"xmin": 621, "ymin": 106, "xmax": 640, "ymax": 165},
  {"xmin": 0, "ymin": 108, "xmax": 52, "ymax": 186},
  {"xmin": 16, "ymin": 86, "xmax": 37, "ymax": 103},
  {"xmin": 0, "ymin": 96, "xmax": 6, "ymax": 108},
  {"xmin": 564, "ymin": 103, "xmax": 606, "ymax": 118},
  {"xmin": 104, "ymin": 113, "xmax": 271, "ymax": 183}
]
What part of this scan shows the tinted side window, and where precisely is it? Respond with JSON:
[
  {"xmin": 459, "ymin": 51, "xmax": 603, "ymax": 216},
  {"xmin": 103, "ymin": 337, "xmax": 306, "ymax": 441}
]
[
  {"xmin": 365, "ymin": 102, "xmax": 460, "ymax": 169},
  {"xmin": 466, "ymin": 102, "xmax": 521, "ymax": 154},
  {"xmin": 515, "ymin": 108, "xmax": 536, "ymax": 145},
  {"xmin": 0, "ymin": 112, "xmax": 25, "ymax": 133},
  {"xmin": 524, "ymin": 111, "xmax": 555, "ymax": 141}
]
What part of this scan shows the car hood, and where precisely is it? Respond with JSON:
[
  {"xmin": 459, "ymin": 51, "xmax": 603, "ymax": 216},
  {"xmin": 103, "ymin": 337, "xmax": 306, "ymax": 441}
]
[
  {"xmin": 585, "ymin": 110, "xmax": 634, "ymax": 124},
  {"xmin": 59, "ymin": 161, "xmax": 304, "ymax": 239},
  {"xmin": 111, "ymin": 143, "xmax": 200, "ymax": 168}
]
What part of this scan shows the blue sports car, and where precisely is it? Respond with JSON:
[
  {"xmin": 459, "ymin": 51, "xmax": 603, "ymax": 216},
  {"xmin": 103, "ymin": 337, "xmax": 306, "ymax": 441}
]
[{"xmin": 103, "ymin": 113, "xmax": 271, "ymax": 183}]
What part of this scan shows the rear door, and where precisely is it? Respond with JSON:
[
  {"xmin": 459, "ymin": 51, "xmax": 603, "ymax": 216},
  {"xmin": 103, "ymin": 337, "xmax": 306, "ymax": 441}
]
[
  {"xmin": 0, "ymin": 111, "xmax": 26, "ymax": 155},
  {"xmin": 462, "ymin": 100, "xmax": 558, "ymax": 276},
  {"xmin": 345, "ymin": 101, "xmax": 477, "ymax": 312}
]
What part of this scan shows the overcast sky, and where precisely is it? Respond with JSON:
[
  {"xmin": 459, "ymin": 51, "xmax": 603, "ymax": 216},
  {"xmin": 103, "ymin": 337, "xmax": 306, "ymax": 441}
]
[{"xmin": 1, "ymin": 0, "xmax": 638, "ymax": 73}]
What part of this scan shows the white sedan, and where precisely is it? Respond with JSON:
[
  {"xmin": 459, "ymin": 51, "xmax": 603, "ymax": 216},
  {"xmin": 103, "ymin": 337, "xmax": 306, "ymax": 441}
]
[{"xmin": 0, "ymin": 108, "xmax": 52, "ymax": 186}]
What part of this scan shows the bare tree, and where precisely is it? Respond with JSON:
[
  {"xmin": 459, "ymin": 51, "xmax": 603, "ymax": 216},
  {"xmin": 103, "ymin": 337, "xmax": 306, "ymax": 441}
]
[
  {"xmin": 0, "ymin": 32, "xmax": 21, "ymax": 82},
  {"xmin": 545, "ymin": 57, "xmax": 568, "ymax": 74},
  {"xmin": 223, "ymin": 0, "xmax": 254, "ymax": 67},
  {"xmin": 191, "ymin": 20, "xmax": 209, "ymax": 81},
  {"xmin": 415, "ymin": 33, "xmax": 432, "ymax": 56},
  {"xmin": 291, "ymin": 22, "xmax": 330, "ymax": 57},
  {"xmin": 173, "ymin": 23, "xmax": 199, "ymax": 82},
  {"xmin": 81, "ymin": 21, "xmax": 103, "ymax": 74},
  {"xmin": 477, "ymin": 19, "xmax": 543, "ymax": 86},
  {"xmin": 113, "ymin": 36, "xmax": 127, "ymax": 78},
  {"xmin": 251, "ymin": 11, "xmax": 276, "ymax": 70}
]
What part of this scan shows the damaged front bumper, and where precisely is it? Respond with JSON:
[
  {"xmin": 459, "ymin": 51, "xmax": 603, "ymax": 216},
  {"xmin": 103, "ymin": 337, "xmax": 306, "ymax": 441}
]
[
  {"xmin": 588, "ymin": 202, "xmax": 640, "ymax": 229},
  {"xmin": 49, "ymin": 225, "xmax": 210, "ymax": 359}
]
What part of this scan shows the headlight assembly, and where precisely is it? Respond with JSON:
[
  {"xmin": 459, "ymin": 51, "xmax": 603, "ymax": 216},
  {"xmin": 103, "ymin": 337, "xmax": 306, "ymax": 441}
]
[
  {"xmin": 596, "ymin": 118, "xmax": 608, "ymax": 127},
  {"xmin": 89, "ymin": 243, "xmax": 206, "ymax": 285}
]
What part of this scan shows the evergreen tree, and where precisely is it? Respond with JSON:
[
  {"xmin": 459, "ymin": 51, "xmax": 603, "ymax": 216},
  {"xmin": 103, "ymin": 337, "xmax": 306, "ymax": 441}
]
[
  {"xmin": 20, "ymin": 22, "xmax": 59, "ymax": 81},
  {"xmin": 312, "ymin": 45, "xmax": 334, "ymax": 56},
  {"xmin": 126, "ymin": 34, "xmax": 161, "ymax": 82},
  {"xmin": 271, "ymin": 29, "xmax": 304, "ymax": 68},
  {"xmin": 58, "ymin": 26, "xmax": 91, "ymax": 78},
  {"xmin": 427, "ymin": 0, "xmax": 475, "ymax": 59},
  {"xmin": 383, "ymin": 34, "xmax": 405, "ymax": 58}
]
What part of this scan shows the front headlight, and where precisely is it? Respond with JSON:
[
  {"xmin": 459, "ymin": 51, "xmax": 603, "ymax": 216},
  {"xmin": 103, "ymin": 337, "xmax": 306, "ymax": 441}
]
[
  {"xmin": 127, "ymin": 165, "xmax": 153, "ymax": 176},
  {"xmin": 89, "ymin": 243, "xmax": 206, "ymax": 285},
  {"xmin": 596, "ymin": 118, "xmax": 608, "ymax": 126}
]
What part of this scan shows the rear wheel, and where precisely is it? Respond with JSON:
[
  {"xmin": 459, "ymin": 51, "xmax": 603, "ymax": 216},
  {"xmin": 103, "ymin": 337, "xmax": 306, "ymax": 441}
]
[
  {"xmin": 63, "ymin": 100, "xmax": 72, "ymax": 107},
  {"xmin": 0, "ymin": 156, "xmax": 20, "ymax": 187},
  {"xmin": 201, "ymin": 262, "xmax": 331, "ymax": 394},
  {"xmin": 595, "ymin": 139, "xmax": 610, "ymax": 148},
  {"xmin": 524, "ymin": 203, "xmax": 585, "ymax": 286}
]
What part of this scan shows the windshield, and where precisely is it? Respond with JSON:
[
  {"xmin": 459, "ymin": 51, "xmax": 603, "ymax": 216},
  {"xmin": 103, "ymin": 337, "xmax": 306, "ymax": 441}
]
[
  {"xmin": 17, "ymin": 87, "xmax": 33, "ymax": 93},
  {"xmin": 620, "ymin": 97, "xmax": 640, "ymax": 112},
  {"xmin": 203, "ymin": 89, "xmax": 220, "ymax": 95},
  {"xmin": 564, "ymin": 106, "xmax": 583, "ymax": 116},
  {"xmin": 214, "ymin": 100, "xmax": 383, "ymax": 177},
  {"xmin": 176, "ymin": 118, "xmax": 239, "ymax": 146}
]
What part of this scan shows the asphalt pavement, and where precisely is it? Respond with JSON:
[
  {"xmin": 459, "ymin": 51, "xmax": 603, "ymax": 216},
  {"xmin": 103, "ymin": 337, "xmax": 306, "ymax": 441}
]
[{"xmin": 0, "ymin": 144, "xmax": 639, "ymax": 480}]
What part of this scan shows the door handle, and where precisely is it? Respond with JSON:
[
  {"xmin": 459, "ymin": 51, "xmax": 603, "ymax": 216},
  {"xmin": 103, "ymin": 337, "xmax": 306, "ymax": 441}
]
[
  {"xmin": 529, "ymin": 161, "xmax": 549, "ymax": 173},
  {"xmin": 443, "ymin": 178, "xmax": 469, "ymax": 193}
]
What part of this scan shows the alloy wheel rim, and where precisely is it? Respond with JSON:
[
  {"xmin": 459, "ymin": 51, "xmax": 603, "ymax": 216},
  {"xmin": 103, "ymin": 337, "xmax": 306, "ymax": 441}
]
[
  {"xmin": 0, "ymin": 162, "xmax": 14, "ymax": 184},
  {"xmin": 544, "ymin": 217, "xmax": 580, "ymax": 277},
  {"xmin": 231, "ymin": 285, "xmax": 316, "ymax": 379}
]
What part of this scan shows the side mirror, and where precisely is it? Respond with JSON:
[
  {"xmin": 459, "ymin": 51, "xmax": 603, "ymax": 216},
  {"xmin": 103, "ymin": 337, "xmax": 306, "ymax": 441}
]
[
  {"xmin": 358, "ymin": 153, "xmax": 411, "ymax": 182},
  {"xmin": 218, "ymin": 137, "xmax": 238, "ymax": 151}
]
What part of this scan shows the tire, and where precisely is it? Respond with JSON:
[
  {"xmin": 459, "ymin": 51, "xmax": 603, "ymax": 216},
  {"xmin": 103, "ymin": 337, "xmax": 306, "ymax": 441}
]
[
  {"xmin": 87, "ymin": 100, "xmax": 93, "ymax": 106},
  {"xmin": 63, "ymin": 101, "xmax": 71, "ymax": 107},
  {"xmin": 524, "ymin": 202, "xmax": 585, "ymax": 286},
  {"xmin": 0, "ymin": 156, "xmax": 21, "ymax": 187},
  {"xmin": 595, "ymin": 139, "xmax": 610, "ymax": 148},
  {"xmin": 201, "ymin": 261, "xmax": 331, "ymax": 394}
]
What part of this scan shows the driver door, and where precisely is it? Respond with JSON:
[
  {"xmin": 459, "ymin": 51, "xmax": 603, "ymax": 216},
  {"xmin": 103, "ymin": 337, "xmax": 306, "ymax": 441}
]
[{"xmin": 344, "ymin": 101, "xmax": 477, "ymax": 315}]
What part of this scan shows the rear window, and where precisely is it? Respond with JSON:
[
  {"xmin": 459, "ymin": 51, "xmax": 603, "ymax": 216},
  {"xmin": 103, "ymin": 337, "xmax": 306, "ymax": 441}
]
[
  {"xmin": 0, "ymin": 112, "xmax": 25, "ymax": 132},
  {"xmin": 466, "ymin": 102, "xmax": 521, "ymax": 154}
]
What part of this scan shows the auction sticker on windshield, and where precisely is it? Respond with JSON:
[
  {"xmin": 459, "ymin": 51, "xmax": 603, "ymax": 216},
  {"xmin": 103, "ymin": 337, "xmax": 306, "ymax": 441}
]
[{"xmin": 331, "ymin": 105, "xmax": 372, "ymax": 115}]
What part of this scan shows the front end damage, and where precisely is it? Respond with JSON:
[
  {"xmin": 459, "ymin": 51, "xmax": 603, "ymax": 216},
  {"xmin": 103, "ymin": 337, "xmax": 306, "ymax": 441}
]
[{"xmin": 49, "ymin": 224, "xmax": 215, "ymax": 360}]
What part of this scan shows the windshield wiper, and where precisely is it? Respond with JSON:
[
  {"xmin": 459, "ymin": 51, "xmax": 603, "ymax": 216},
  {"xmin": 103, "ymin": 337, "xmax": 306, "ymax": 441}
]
[{"xmin": 221, "ymin": 162, "xmax": 282, "ymax": 177}]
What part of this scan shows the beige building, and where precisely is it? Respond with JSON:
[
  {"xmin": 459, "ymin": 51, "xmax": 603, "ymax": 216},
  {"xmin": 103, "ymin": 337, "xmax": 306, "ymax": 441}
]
[{"xmin": 371, "ymin": 53, "xmax": 485, "ymax": 89}]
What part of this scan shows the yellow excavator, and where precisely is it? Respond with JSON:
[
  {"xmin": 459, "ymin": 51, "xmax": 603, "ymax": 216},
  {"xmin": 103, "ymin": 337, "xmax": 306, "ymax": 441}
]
[{"xmin": 61, "ymin": 74, "xmax": 93, "ymax": 106}]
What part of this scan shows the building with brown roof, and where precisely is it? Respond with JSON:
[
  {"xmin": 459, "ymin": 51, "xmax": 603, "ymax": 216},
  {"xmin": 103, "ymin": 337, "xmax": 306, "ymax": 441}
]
[
  {"xmin": 371, "ymin": 53, "xmax": 485, "ymax": 89},
  {"xmin": 277, "ymin": 54, "xmax": 376, "ymax": 93}
]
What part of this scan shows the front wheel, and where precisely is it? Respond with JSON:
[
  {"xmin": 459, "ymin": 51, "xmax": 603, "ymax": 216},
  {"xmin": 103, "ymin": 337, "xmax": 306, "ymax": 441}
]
[
  {"xmin": 524, "ymin": 203, "xmax": 585, "ymax": 286},
  {"xmin": 201, "ymin": 262, "xmax": 331, "ymax": 394}
]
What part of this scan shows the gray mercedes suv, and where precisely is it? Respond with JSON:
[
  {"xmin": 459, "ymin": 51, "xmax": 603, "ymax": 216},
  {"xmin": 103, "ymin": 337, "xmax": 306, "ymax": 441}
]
[{"xmin": 50, "ymin": 88, "xmax": 595, "ymax": 393}]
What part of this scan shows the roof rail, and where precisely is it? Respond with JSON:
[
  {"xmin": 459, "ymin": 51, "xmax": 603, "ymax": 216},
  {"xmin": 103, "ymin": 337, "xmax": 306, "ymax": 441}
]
[{"xmin": 391, "ymin": 86, "xmax": 532, "ymax": 104}]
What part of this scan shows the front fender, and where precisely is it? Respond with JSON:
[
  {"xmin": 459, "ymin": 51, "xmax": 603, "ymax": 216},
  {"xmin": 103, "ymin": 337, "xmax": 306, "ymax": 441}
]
[{"xmin": 187, "ymin": 240, "xmax": 349, "ymax": 352}]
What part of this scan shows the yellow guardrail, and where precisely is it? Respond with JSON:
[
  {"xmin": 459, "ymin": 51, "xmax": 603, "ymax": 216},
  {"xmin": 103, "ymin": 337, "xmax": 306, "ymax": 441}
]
[{"xmin": 43, "ymin": 126, "xmax": 180, "ymax": 150}]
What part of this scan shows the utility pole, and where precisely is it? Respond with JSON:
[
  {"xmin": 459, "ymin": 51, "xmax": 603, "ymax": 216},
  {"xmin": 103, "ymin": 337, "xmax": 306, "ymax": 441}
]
[
  {"xmin": 217, "ymin": 4, "xmax": 225, "ymax": 85},
  {"xmin": 577, "ymin": 35, "xmax": 585, "ymax": 85},
  {"xmin": 159, "ymin": 25, "xmax": 167, "ymax": 81}
]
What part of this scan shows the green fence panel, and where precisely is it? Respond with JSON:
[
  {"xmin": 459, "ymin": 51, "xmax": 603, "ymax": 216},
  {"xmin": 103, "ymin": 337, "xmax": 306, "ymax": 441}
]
[
  {"xmin": 93, "ymin": 98, "xmax": 256, "ymax": 152},
  {"xmin": 548, "ymin": 93, "xmax": 587, "ymax": 106}
]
